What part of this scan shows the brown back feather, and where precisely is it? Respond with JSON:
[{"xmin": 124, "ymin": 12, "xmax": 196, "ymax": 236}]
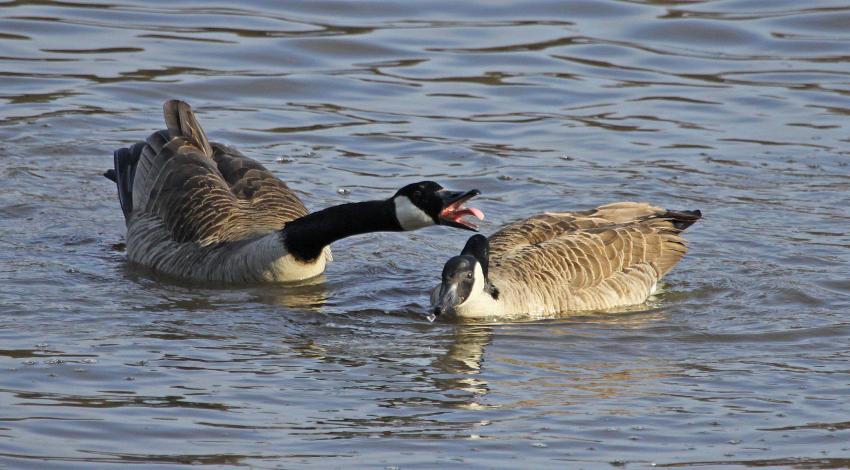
[
  {"xmin": 127, "ymin": 100, "xmax": 307, "ymax": 245},
  {"xmin": 488, "ymin": 203, "xmax": 696, "ymax": 310}
]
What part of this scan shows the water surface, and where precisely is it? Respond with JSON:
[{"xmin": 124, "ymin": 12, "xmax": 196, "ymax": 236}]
[{"xmin": 1, "ymin": 0, "xmax": 849, "ymax": 468}]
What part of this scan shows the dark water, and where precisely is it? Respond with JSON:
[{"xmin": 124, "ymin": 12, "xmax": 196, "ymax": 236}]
[{"xmin": 1, "ymin": 0, "xmax": 850, "ymax": 468}]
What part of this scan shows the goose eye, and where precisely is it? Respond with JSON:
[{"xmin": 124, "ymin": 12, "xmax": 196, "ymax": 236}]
[
  {"xmin": 413, "ymin": 190, "xmax": 422, "ymax": 199},
  {"xmin": 466, "ymin": 272, "xmax": 473, "ymax": 279}
]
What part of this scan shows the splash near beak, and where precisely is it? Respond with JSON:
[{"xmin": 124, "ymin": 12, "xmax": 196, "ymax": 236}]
[{"xmin": 437, "ymin": 189, "xmax": 484, "ymax": 231}]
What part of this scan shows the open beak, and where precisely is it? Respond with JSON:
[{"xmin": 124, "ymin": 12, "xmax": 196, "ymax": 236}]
[{"xmin": 437, "ymin": 189, "xmax": 484, "ymax": 231}]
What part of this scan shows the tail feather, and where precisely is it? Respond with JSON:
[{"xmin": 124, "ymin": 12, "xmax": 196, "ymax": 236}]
[
  {"xmin": 664, "ymin": 209, "xmax": 702, "ymax": 231},
  {"xmin": 105, "ymin": 100, "xmax": 212, "ymax": 222},
  {"xmin": 145, "ymin": 129, "xmax": 171, "ymax": 156},
  {"xmin": 163, "ymin": 100, "xmax": 212, "ymax": 157},
  {"xmin": 110, "ymin": 142, "xmax": 145, "ymax": 220}
]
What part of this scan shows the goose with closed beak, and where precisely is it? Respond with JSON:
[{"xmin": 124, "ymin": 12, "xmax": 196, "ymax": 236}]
[
  {"xmin": 430, "ymin": 202, "xmax": 701, "ymax": 320},
  {"xmin": 104, "ymin": 100, "xmax": 483, "ymax": 283}
]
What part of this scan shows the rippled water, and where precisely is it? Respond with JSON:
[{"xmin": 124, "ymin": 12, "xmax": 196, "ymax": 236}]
[{"xmin": 1, "ymin": 0, "xmax": 849, "ymax": 468}]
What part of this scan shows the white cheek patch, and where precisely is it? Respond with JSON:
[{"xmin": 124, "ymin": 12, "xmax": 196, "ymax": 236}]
[
  {"xmin": 394, "ymin": 196, "xmax": 434, "ymax": 231},
  {"xmin": 457, "ymin": 262, "xmax": 487, "ymax": 307}
]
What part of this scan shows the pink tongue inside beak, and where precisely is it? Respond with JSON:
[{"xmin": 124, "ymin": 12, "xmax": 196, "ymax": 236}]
[
  {"xmin": 441, "ymin": 203, "xmax": 485, "ymax": 227},
  {"xmin": 461, "ymin": 207, "xmax": 485, "ymax": 220}
]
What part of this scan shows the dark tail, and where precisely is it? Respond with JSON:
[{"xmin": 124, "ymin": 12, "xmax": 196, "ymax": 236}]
[
  {"xmin": 104, "ymin": 100, "xmax": 210, "ymax": 220},
  {"xmin": 664, "ymin": 209, "xmax": 702, "ymax": 231},
  {"xmin": 105, "ymin": 142, "xmax": 145, "ymax": 220}
]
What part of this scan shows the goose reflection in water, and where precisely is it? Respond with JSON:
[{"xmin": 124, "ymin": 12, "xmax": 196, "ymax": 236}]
[{"xmin": 280, "ymin": 304, "xmax": 675, "ymax": 421}]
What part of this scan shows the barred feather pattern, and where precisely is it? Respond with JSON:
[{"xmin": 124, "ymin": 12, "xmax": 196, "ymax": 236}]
[
  {"xmin": 121, "ymin": 100, "xmax": 327, "ymax": 283},
  {"xmin": 480, "ymin": 202, "xmax": 694, "ymax": 317}
]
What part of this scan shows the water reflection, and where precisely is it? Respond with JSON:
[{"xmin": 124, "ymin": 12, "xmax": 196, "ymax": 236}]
[
  {"xmin": 2, "ymin": 0, "xmax": 850, "ymax": 466},
  {"xmin": 431, "ymin": 325, "xmax": 493, "ymax": 401},
  {"xmin": 250, "ymin": 277, "xmax": 330, "ymax": 311},
  {"xmin": 434, "ymin": 324, "xmax": 492, "ymax": 375},
  {"xmin": 0, "ymin": 388, "xmax": 231, "ymax": 411},
  {"xmin": 122, "ymin": 269, "xmax": 330, "ymax": 313}
]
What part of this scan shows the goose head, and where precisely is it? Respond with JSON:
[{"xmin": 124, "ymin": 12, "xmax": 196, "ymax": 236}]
[
  {"xmin": 392, "ymin": 181, "xmax": 484, "ymax": 231},
  {"xmin": 431, "ymin": 234, "xmax": 495, "ymax": 318}
]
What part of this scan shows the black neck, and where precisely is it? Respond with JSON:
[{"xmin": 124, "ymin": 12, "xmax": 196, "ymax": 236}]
[
  {"xmin": 281, "ymin": 200, "xmax": 402, "ymax": 261},
  {"xmin": 486, "ymin": 282, "xmax": 500, "ymax": 300}
]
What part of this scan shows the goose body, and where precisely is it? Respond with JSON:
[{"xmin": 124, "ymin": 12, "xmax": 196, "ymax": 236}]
[
  {"xmin": 105, "ymin": 100, "xmax": 483, "ymax": 283},
  {"xmin": 431, "ymin": 202, "xmax": 701, "ymax": 319}
]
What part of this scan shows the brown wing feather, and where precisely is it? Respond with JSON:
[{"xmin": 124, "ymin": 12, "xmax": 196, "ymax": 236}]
[
  {"xmin": 127, "ymin": 100, "xmax": 307, "ymax": 246},
  {"xmin": 487, "ymin": 202, "xmax": 663, "ymax": 258},
  {"xmin": 489, "ymin": 203, "xmax": 695, "ymax": 312},
  {"xmin": 212, "ymin": 143, "xmax": 308, "ymax": 225}
]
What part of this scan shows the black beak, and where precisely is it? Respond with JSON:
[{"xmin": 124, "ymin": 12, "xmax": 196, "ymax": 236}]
[
  {"xmin": 437, "ymin": 189, "xmax": 482, "ymax": 231},
  {"xmin": 438, "ymin": 189, "xmax": 479, "ymax": 207},
  {"xmin": 429, "ymin": 283, "xmax": 459, "ymax": 321}
]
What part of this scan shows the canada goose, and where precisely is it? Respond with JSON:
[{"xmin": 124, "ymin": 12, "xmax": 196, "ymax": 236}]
[
  {"xmin": 104, "ymin": 100, "xmax": 483, "ymax": 283},
  {"xmin": 430, "ymin": 202, "xmax": 701, "ymax": 320}
]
